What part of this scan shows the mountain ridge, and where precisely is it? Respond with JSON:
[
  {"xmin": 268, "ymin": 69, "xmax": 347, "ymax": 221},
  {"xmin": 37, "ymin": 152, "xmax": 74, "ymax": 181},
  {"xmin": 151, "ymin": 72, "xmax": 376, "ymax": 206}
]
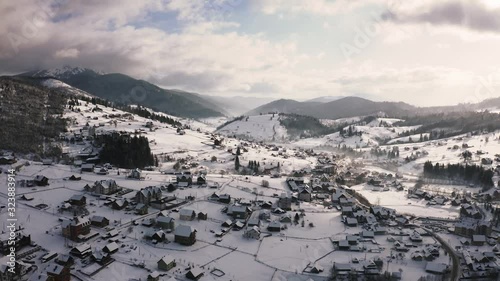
[{"xmin": 18, "ymin": 67, "xmax": 227, "ymax": 119}]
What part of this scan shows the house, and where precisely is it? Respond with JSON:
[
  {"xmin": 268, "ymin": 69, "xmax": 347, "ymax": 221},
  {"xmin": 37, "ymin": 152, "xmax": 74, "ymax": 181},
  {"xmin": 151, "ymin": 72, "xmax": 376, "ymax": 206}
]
[
  {"xmin": 166, "ymin": 183, "xmax": 176, "ymax": 192},
  {"xmin": 91, "ymin": 251, "xmax": 111, "ymax": 265},
  {"xmin": 34, "ymin": 175, "xmax": 49, "ymax": 186},
  {"xmin": 179, "ymin": 209, "xmax": 196, "ymax": 221},
  {"xmin": 95, "ymin": 167, "xmax": 108, "ymax": 175},
  {"xmin": 425, "ymin": 262, "xmax": 448, "ymax": 274},
  {"xmin": 147, "ymin": 271, "xmax": 160, "ymax": 281},
  {"xmin": 0, "ymin": 232, "xmax": 31, "ymax": 255},
  {"xmin": 0, "ymin": 155, "xmax": 16, "ymax": 165},
  {"xmin": 157, "ymin": 210, "xmax": 170, "ymax": 217},
  {"xmin": 332, "ymin": 191, "xmax": 348, "ymax": 205},
  {"xmin": 219, "ymin": 194, "xmax": 231, "ymax": 204},
  {"xmin": 346, "ymin": 235, "xmax": 358, "ymax": 245},
  {"xmin": 338, "ymin": 240, "xmax": 350, "ymax": 251},
  {"xmin": 89, "ymin": 179, "xmax": 120, "ymax": 195},
  {"xmin": 260, "ymin": 201, "xmax": 273, "ymax": 209},
  {"xmin": 243, "ymin": 226, "xmax": 261, "ymax": 239},
  {"xmin": 20, "ymin": 194, "xmax": 34, "ymax": 201},
  {"xmin": 482, "ymin": 158, "xmax": 493, "ymax": 165},
  {"xmin": 157, "ymin": 255, "xmax": 176, "ymax": 271},
  {"xmin": 176, "ymin": 173, "xmax": 192, "ymax": 185},
  {"xmin": 361, "ymin": 231, "xmax": 375, "ymax": 239},
  {"xmin": 44, "ymin": 262, "xmax": 71, "ymax": 281},
  {"xmin": 411, "ymin": 252, "xmax": 424, "ymax": 261},
  {"xmin": 197, "ymin": 211, "xmax": 208, "ymax": 220},
  {"xmin": 68, "ymin": 175, "xmax": 81, "ymax": 181},
  {"xmin": 145, "ymin": 230, "xmax": 167, "ymax": 242},
  {"xmin": 309, "ymin": 264, "xmax": 324, "ymax": 274},
  {"xmin": 70, "ymin": 243, "xmax": 92, "ymax": 258},
  {"xmin": 298, "ymin": 187, "xmax": 312, "ymax": 202},
  {"xmin": 135, "ymin": 186, "xmax": 162, "ymax": 205},
  {"xmin": 68, "ymin": 194, "xmax": 86, "ymax": 206},
  {"xmin": 233, "ymin": 221, "xmax": 245, "ymax": 230},
  {"xmin": 247, "ymin": 217, "xmax": 260, "ymax": 227},
  {"xmin": 222, "ymin": 219, "xmax": 233, "ymax": 227},
  {"xmin": 279, "ymin": 214, "xmax": 292, "ymax": 223},
  {"xmin": 149, "ymin": 196, "xmax": 181, "ymax": 210},
  {"xmin": 90, "ymin": 216, "xmax": 109, "ymax": 228},
  {"xmin": 341, "ymin": 206, "xmax": 354, "ymax": 217},
  {"xmin": 196, "ymin": 175, "xmax": 206, "ymax": 185},
  {"xmin": 472, "ymin": 235, "xmax": 486, "ymax": 246},
  {"xmin": 454, "ymin": 218, "xmax": 492, "ymax": 237},
  {"xmin": 103, "ymin": 242, "xmax": 119, "ymax": 254},
  {"xmin": 346, "ymin": 218, "xmax": 358, "ymax": 227},
  {"xmin": 339, "ymin": 197, "xmax": 355, "ymax": 207},
  {"xmin": 111, "ymin": 199, "xmax": 128, "ymax": 210},
  {"xmin": 62, "ymin": 217, "xmax": 91, "ymax": 241},
  {"xmin": 174, "ymin": 225, "xmax": 196, "ymax": 246},
  {"xmin": 55, "ymin": 255, "xmax": 74, "ymax": 267},
  {"xmin": 81, "ymin": 163, "xmax": 94, "ymax": 172},
  {"xmin": 410, "ymin": 233, "xmax": 423, "ymax": 242},
  {"xmin": 156, "ymin": 216, "xmax": 175, "ymax": 231},
  {"xmin": 267, "ymin": 221, "xmax": 281, "ymax": 232},
  {"xmin": 333, "ymin": 262, "xmax": 352, "ymax": 274},
  {"xmin": 128, "ymin": 168, "xmax": 142, "ymax": 179},
  {"xmin": 227, "ymin": 205, "xmax": 251, "ymax": 219},
  {"xmin": 277, "ymin": 193, "xmax": 292, "ymax": 210},
  {"xmin": 135, "ymin": 203, "xmax": 148, "ymax": 215},
  {"xmin": 185, "ymin": 267, "xmax": 204, "ymax": 280}
]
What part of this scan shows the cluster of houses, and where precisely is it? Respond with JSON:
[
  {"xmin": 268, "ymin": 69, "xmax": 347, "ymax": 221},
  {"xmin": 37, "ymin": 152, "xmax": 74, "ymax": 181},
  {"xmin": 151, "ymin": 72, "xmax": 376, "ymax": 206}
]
[
  {"xmin": 461, "ymin": 249, "xmax": 500, "ymax": 279},
  {"xmin": 409, "ymin": 189, "xmax": 449, "ymax": 206},
  {"xmin": 454, "ymin": 217, "xmax": 492, "ymax": 239},
  {"xmin": 84, "ymin": 179, "xmax": 121, "ymax": 195},
  {"xmin": 16, "ymin": 175, "xmax": 50, "ymax": 187}
]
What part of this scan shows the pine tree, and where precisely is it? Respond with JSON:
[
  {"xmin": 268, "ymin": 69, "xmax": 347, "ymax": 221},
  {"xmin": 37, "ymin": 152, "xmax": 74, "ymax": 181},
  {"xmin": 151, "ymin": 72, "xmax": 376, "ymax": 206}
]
[{"xmin": 235, "ymin": 155, "xmax": 240, "ymax": 171}]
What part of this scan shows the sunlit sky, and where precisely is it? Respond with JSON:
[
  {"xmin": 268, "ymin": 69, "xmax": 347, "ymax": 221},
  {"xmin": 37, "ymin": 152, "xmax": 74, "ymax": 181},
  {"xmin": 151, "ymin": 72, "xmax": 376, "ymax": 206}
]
[{"xmin": 1, "ymin": 0, "xmax": 500, "ymax": 106}]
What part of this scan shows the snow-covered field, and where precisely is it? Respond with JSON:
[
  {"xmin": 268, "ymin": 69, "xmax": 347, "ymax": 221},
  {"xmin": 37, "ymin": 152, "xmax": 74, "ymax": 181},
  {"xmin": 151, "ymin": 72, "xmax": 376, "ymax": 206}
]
[{"xmin": 217, "ymin": 114, "xmax": 288, "ymax": 142}]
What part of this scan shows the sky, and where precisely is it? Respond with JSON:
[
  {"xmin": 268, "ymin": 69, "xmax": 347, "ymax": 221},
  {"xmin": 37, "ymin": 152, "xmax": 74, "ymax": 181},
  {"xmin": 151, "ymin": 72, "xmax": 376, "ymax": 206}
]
[{"xmin": 1, "ymin": 0, "xmax": 500, "ymax": 106}]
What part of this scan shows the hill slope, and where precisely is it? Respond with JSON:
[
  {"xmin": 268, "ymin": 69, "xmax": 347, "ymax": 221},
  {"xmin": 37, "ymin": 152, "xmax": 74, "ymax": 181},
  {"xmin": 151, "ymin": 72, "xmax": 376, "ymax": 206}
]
[
  {"xmin": 0, "ymin": 76, "xmax": 68, "ymax": 155},
  {"xmin": 19, "ymin": 67, "xmax": 227, "ymax": 119}
]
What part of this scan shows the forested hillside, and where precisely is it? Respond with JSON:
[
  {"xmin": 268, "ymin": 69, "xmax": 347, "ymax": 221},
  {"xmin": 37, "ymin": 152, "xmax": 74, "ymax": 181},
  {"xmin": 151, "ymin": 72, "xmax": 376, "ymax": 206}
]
[{"xmin": 0, "ymin": 77, "xmax": 67, "ymax": 155}]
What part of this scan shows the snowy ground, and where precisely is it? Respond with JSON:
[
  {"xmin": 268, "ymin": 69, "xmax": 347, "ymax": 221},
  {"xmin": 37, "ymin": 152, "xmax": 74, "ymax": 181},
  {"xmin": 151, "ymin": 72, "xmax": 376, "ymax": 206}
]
[
  {"xmin": 217, "ymin": 114, "xmax": 288, "ymax": 142},
  {"xmin": 2, "ymin": 101, "xmax": 491, "ymax": 280}
]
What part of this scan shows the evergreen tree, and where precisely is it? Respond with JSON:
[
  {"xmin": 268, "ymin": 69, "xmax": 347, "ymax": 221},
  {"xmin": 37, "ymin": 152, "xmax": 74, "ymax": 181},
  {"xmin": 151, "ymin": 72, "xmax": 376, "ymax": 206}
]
[{"xmin": 235, "ymin": 155, "xmax": 240, "ymax": 171}]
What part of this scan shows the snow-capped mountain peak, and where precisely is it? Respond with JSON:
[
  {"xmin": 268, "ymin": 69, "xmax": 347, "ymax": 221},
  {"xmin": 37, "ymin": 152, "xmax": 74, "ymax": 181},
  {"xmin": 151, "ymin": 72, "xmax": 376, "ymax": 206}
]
[{"xmin": 29, "ymin": 66, "xmax": 104, "ymax": 79}]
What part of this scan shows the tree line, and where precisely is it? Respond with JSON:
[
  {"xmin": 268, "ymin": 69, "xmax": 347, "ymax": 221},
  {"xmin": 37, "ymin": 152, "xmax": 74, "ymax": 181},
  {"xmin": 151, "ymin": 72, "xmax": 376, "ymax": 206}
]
[
  {"xmin": 423, "ymin": 161, "xmax": 494, "ymax": 189},
  {"xmin": 99, "ymin": 133, "xmax": 155, "ymax": 169}
]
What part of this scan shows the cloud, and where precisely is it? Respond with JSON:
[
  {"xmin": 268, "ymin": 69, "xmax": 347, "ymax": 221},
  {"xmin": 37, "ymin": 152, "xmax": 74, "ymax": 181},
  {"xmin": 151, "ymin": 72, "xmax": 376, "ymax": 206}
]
[
  {"xmin": 253, "ymin": 0, "xmax": 385, "ymax": 16},
  {"xmin": 54, "ymin": 48, "xmax": 79, "ymax": 58},
  {"xmin": 0, "ymin": 0, "xmax": 499, "ymax": 107},
  {"xmin": 0, "ymin": 0, "xmax": 315, "ymax": 96},
  {"xmin": 384, "ymin": 0, "xmax": 500, "ymax": 33}
]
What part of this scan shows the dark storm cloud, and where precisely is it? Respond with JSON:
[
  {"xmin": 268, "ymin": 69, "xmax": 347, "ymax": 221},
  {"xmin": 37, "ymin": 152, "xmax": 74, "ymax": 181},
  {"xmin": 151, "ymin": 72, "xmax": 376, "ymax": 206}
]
[{"xmin": 384, "ymin": 0, "xmax": 500, "ymax": 33}]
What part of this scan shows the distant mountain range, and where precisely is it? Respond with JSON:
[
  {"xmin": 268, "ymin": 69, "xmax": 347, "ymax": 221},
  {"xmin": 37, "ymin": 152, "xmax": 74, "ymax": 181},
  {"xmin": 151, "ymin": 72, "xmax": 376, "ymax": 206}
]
[
  {"xmin": 246, "ymin": 95, "xmax": 500, "ymax": 120},
  {"xmin": 19, "ymin": 66, "xmax": 228, "ymax": 119},
  {"xmin": 14, "ymin": 66, "xmax": 500, "ymax": 120},
  {"xmin": 204, "ymin": 95, "xmax": 275, "ymax": 116},
  {"xmin": 305, "ymin": 96, "xmax": 344, "ymax": 103},
  {"xmin": 246, "ymin": 96, "xmax": 418, "ymax": 119}
]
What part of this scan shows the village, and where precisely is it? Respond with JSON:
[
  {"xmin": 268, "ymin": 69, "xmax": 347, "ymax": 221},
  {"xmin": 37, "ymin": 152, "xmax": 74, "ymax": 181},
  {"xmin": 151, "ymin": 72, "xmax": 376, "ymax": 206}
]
[{"xmin": 1, "ymin": 98, "xmax": 500, "ymax": 281}]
